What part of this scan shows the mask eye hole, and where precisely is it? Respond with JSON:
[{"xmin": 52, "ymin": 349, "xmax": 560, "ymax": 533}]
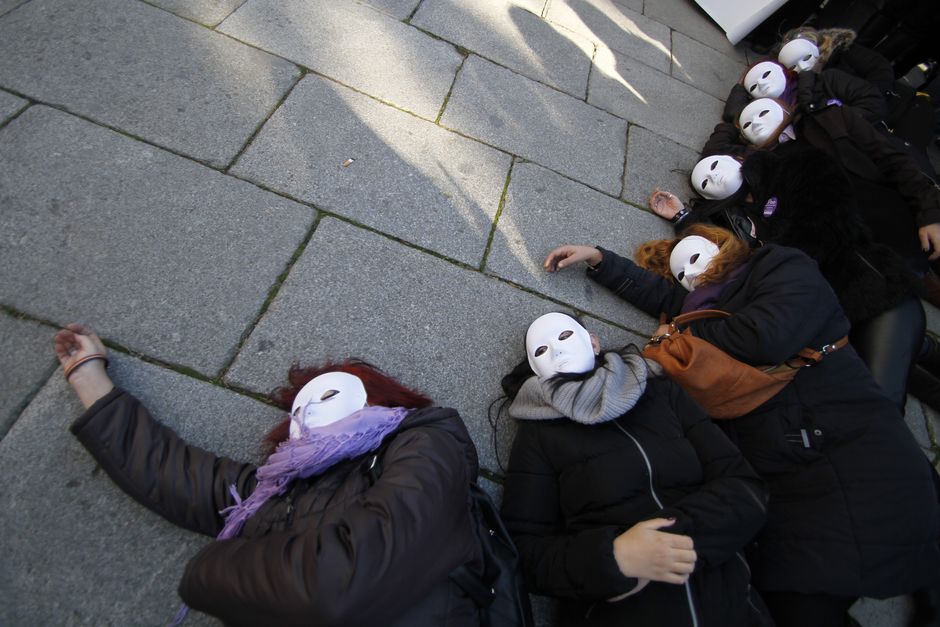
[
  {"xmin": 677, "ymin": 271, "xmax": 685, "ymax": 281},
  {"xmin": 701, "ymin": 179, "xmax": 708, "ymax": 190},
  {"xmin": 749, "ymin": 84, "xmax": 757, "ymax": 92},
  {"xmin": 759, "ymin": 110, "xmax": 769, "ymax": 117},
  {"xmin": 762, "ymin": 70, "xmax": 770, "ymax": 78},
  {"xmin": 320, "ymin": 389, "xmax": 339, "ymax": 401},
  {"xmin": 802, "ymin": 54, "xmax": 812, "ymax": 62},
  {"xmin": 710, "ymin": 160, "xmax": 718, "ymax": 170},
  {"xmin": 534, "ymin": 345, "xmax": 547, "ymax": 357},
  {"xmin": 690, "ymin": 253, "xmax": 700, "ymax": 264},
  {"xmin": 559, "ymin": 330, "xmax": 573, "ymax": 341},
  {"xmin": 743, "ymin": 121, "xmax": 751, "ymax": 129}
]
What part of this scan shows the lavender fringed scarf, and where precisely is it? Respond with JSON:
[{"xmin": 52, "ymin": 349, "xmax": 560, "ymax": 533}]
[{"xmin": 171, "ymin": 405, "xmax": 410, "ymax": 625}]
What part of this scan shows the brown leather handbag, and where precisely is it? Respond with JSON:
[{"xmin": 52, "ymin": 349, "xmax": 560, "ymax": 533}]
[{"xmin": 641, "ymin": 309, "xmax": 848, "ymax": 419}]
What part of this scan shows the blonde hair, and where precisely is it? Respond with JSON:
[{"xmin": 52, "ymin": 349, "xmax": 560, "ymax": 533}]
[{"xmin": 634, "ymin": 224, "xmax": 752, "ymax": 287}]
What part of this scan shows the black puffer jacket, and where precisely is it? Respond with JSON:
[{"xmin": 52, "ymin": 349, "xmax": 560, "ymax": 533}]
[
  {"xmin": 683, "ymin": 143, "xmax": 920, "ymax": 324},
  {"xmin": 501, "ymin": 376, "xmax": 770, "ymax": 627},
  {"xmin": 589, "ymin": 244, "xmax": 940, "ymax": 597},
  {"xmin": 71, "ymin": 388, "xmax": 483, "ymax": 627}
]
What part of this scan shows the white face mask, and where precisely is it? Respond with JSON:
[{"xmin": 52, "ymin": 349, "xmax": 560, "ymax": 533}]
[
  {"xmin": 289, "ymin": 372, "xmax": 368, "ymax": 438},
  {"xmin": 691, "ymin": 155, "xmax": 743, "ymax": 200},
  {"xmin": 778, "ymin": 39, "xmax": 820, "ymax": 72},
  {"xmin": 739, "ymin": 98, "xmax": 786, "ymax": 145},
  {"xmin": 526, "ymin": 313, "xmax": 596, "ymax": 379},
  {"xmin": 743, "ymin": 61, "xmax": 787, "ymax": 99},
  {"xmin": 669, "ymin": 236, "xmax": 720, "ymax": 291}
]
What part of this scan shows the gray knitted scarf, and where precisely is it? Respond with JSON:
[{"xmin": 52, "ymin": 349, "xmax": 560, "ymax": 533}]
[{"xmin": 508, "ymin": 352, "xmax": 658, "ymax": 424}]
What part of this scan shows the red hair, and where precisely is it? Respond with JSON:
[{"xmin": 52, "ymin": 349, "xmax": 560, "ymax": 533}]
[{"xmin": 263, "ymin": 359, "xmax": 433, "ymax": 453}]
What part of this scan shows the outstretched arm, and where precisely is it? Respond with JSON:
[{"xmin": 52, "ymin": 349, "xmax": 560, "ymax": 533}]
[{"xmin": 59, "ymin": 324, "xmax": 257, "ymax": 537}]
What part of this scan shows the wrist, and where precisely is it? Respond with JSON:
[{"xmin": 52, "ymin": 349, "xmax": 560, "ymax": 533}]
[
  {"xmin": 67, "ymin": 361, "xmax": 114, "ymax": 409},
  {"xmin": 587, "ymin": 248, "xmax": 603, "ymax": 269},
  {"xmin": 671, "ymin": 207, "xmax": 691, "ymax": 224}
]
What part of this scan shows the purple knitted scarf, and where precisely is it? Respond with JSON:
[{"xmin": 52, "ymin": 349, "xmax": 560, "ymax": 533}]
[
  {"xmin": 218, "ymin": 405, "xmax": 410, "ymax": 539},
  {"xmin": 171, "ymin": 405, "xmax": 410, "ymax": 625}
]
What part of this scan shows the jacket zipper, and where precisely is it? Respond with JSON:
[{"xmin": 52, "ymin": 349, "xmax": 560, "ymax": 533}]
[{"xmin": 613, "ymin": 421, "xmax": 701, "ymax": 627}]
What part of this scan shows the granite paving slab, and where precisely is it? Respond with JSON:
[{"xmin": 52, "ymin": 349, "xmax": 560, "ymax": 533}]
[
  {"xmin": 412, "ymin": 0, "xmax": 595, "ymax": 98},
  {"xmin": 0, "ymin": 88, "xmax": 27, "ymax": 124},
  {"xmin": 224, "ymin": 217, "xmax": 640, "ymax": 473},
  {"xmin": 144, "ymin": 0, "xmax": 246, "ymax": 26},
  {"xmin": 623, "ymin": 124, "xmax": 698, "ymax": 208},
  {"xmin": 643, "ymin": 0, "xmax": 746, "ymax": 60},
  {"xmin": 0, "ymin": 315, "xmax": 56, "ymax": 439},
  {"xmin": 589, "ymin": 45, "xmax": 723, "ymax": 150},
  {"xmin": 0, "ymin": 106, "xmax": 312, "ymax": 375},
  {"xmin": 545, "ymin": 0, "xmax": 672, "ymax": 73},
  {"xmin": 441, "ymin": 55, "xmax": 627, "ymax": 195},
  {"xmin": 485, "ymin": 162, "xmax": 674, "ymax": 332},
  {"xmin": 362, "ymin": 0, "xmax": 421, "ymax": 20},
  {"xmin": 0, "ymin": 352, "xmax": 279, "ymax": 626},
  {"xmin": 671, "ymin": 30, "xmax": 747, "ymax": 101},
  {"xmin": 218, "ymin": 0, "xmax": 461, "ymax": 119},
  {"xmin": 230, "ymin": 73, "xmax": 511, "ymax": 267},
  {"xmin": 850, "ymin": 596, "xmax": 913, "ymax": 627},
  {"xmin": 0, "ymin": 0, "xmax": 300, "ymax": 167},
  {"xmin": 904, "ymin": 395, "xmax": 932, "ymax": 452}
]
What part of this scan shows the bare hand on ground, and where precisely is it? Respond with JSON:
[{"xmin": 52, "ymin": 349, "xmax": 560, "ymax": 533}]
[
  {"xmin": 613, "ymin": 518, "xmax": 696, "ymax": 585},
  {"xmin": 53, "ymin": 323, "xmax": 114, "ymax": 409},
  {"xmin": 543, "ymin": 245, "xmax": 602, "ymax": 272},
  {"xmin": 648, "ymin": 188, "xmax": 684, "ymax": 221},
  {"xmin": 919, "ymin": 223, "xmax": 940, "ymax": 261}
]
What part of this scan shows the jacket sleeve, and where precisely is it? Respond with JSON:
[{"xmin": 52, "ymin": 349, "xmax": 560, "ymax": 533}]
[
  {"xmin": 841, "ymin": 44, "xmax": 895, "ymax": 96},
  {"xmin": 177, "ymin": 416, "xmax": 478, "ymax": 627},
  {"xmin": 800, "ymin": 69, "xmax": 885, "ymax": 123},
  {"xmin": 501, "ymin": 421, "xmax": 639, "ymax": 600},
  {"xmin": 723, "ymin": 84, "xmax": 751, "ymax": 123},
  {"xmin": 836, "ymin": 105, "xmax": 940, "ymax": 227},
  {"xmin": 689, "ymin": 250, "xmax": 835, "ymax": 364},
  {"xmin": 70, "ymin": 387, "xmax": 257, "ymax": 536},
  {"xmin": 587, "ymin": 247, "xmax": 687, "ymax": 318},
  {"xmin": 654, "ymin": 383, "xmax": 768, "ymax": 566},
  {"xmin": 700, "ymin": 122, "xmax": 751, "ymax": 160}
]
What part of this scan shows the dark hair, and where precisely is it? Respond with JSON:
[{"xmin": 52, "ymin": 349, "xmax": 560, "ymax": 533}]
[{"xmin": 263, "ymin": 359, "xmax": 433, "ymax": 454}]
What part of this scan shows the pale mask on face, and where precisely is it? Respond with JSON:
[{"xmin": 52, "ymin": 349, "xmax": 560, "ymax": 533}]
[
  {"xmin": 743, "ymin": 61, "xmax": 787, "ymax": 99},
  {"xmin": 526, "ymin": 313, "xmax": 597, "ymax": 379},
  {"xmin": 778, "ymin": 39, "xmax": 820, "ymax": 72},
  {"xmin": 289, "ymin": 372, "xmax": 368, "ymax": 438},
  {"xmin": 669, "ymin": 236, "xmax": 720, "ymax": 291},
  {"xmin": 691, "ymin": 155, "xmax": 744, "ymax": 200},
  {"xmin": 739, "ymin": 98, "xmax": 786, "ymax": 145}
]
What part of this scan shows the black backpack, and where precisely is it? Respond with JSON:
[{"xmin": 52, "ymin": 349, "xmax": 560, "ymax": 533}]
[
  {"xmin": 449, "ymin": 482, "xmax": 534, "ymax": 627},
  {"xmin": 363, "ymin": 451, "xmax": 533, "ymax": 627}
]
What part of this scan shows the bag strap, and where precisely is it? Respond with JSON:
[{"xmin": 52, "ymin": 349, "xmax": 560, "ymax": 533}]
[
  {"xmin": 670, "ymin": 309, "xmax": 731, "ymax": 326},
  {"xmin": 792, "ymin": 335, "xmax": 850, "ymax": 365}
]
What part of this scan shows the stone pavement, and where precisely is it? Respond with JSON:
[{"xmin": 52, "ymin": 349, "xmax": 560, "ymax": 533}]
[{"xmin": 0, "ymin": 0, "xmax": 936, "ymax": 625}]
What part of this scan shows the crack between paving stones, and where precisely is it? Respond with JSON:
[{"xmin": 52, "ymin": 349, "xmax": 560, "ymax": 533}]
[
  {"xmin": 0, "ymin": 0, "xmax": 35, "ymax": 20},
  {"xmin": 0, "ymin": 304, "xmax": 276, "ymax": 405},
  {"xmin": 405, "ymin": 0, "xmax": 425, "ymax": 23},
  {"xmin": 224, "ymin": 70, "xmax": 304, "ymax": 173},
  {"xmin": 0, "ymin": 101, "xmax": 32, "ymax": 133},
  {"xmin": 435, "ymin": 55, "xmax": 467, "ymax": 125},
  {"xmin": 0, "ymin": 361, "xmax": 59, "ymax": 443},
  {"xmin": 216, "ymin": 211, "xmax": 323, "ymax": 380},
  {"xmin": 478, "ymin": 157, "xmax": 516, "ymax": 271},
  {"xmin": 620, "ymin": 124, "xmax": 631, "ymax": 199},
  {"xmin": 584, "ymin": 42, "xmax": 597, "ymax": 102}
]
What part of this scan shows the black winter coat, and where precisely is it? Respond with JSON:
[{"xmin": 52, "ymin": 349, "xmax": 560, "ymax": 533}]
[
  {"xmin": 683, "ymin": 143, "xmax": 920, "ymax": 324},
  {"xmin": 701, "ymin": 103, "xmax": 940, "ymax": 270},
  {"xmin": 71, "ymin": 388, "xmax": 483, "ymax": 627},
  {"xmin": 501, "ymin": 377, "xmax": 770, "ymax": 627},
  {"xmin": 589, "ymin": 244, "xmax": 940, "ymax": 597}
]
